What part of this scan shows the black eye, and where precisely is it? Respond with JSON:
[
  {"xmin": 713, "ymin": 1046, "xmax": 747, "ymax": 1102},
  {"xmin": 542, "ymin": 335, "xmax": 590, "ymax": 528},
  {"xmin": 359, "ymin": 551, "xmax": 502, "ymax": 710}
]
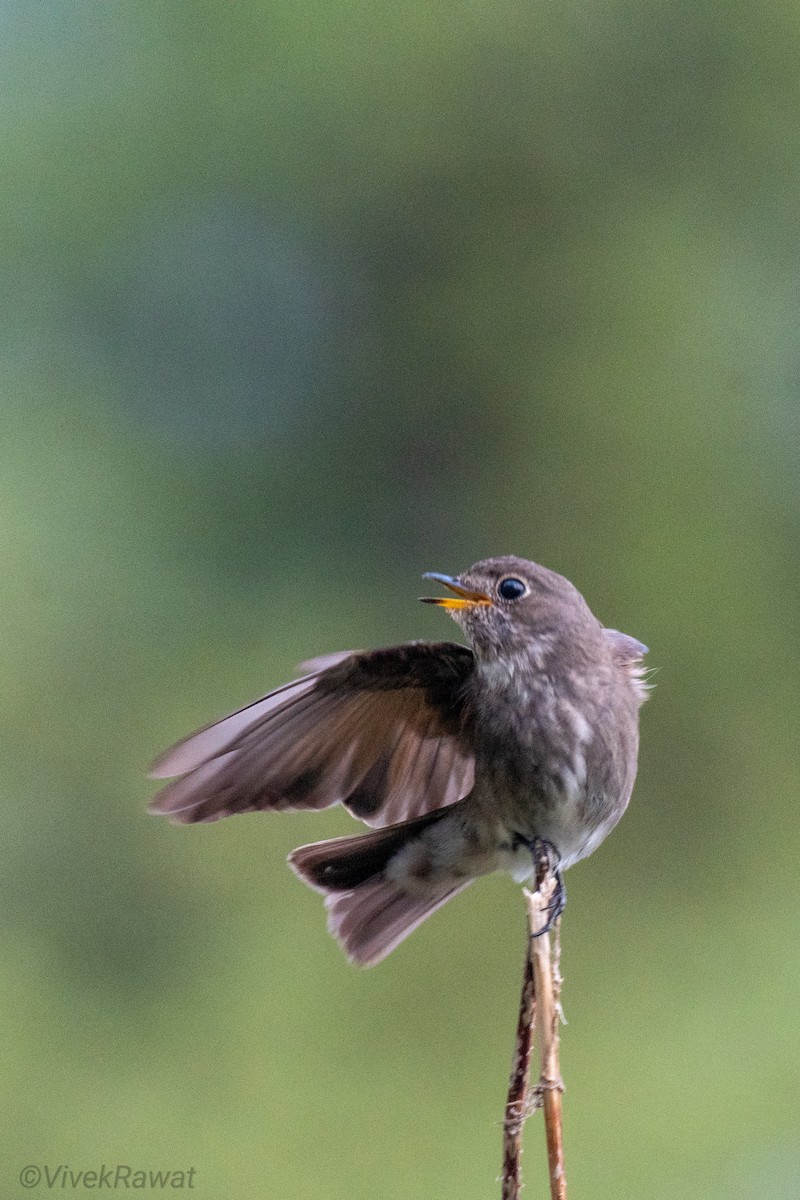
[{"xmin": 498, "ymin": 577, "xmax": 526, "ymax": 601}]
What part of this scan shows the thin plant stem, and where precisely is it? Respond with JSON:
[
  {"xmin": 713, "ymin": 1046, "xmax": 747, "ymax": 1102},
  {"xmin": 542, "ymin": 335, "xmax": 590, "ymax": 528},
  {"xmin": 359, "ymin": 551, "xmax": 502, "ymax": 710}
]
[
  {"xmin": 501, "ymin": 845, "xmax": 567, "ymax": 1200},
  {"xmin": 527, "ymin": 894, "xmax": 566, "ymax": 1200},
  {"xmin": 501, "ymin": 936, "xmax": 536, "ymax": 1200}
]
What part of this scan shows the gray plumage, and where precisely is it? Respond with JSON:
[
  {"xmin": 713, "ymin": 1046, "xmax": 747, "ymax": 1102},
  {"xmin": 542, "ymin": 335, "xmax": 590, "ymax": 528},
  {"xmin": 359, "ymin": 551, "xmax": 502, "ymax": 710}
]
[{"xmin": 150, "ymin": 556, "xmax": 649, "ymax": 965}]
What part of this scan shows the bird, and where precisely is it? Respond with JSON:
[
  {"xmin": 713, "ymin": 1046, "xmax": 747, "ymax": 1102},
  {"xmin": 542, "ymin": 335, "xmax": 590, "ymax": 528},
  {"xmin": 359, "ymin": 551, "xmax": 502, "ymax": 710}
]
[{"xmin": 149, "ymin": 556, "xmax": 649, "ymax": 966}]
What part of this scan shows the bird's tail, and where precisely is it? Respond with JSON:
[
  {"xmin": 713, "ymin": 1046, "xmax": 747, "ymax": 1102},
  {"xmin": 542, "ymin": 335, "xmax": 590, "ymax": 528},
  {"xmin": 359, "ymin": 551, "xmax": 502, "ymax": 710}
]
[{"xmin": 288, "ymin": 806, "xmax": 472, "ymax": 966}]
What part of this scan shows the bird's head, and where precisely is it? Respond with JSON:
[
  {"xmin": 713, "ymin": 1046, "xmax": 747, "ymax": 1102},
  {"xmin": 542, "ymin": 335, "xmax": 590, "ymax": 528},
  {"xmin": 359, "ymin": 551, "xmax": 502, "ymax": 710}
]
[{"xmin": 420, "ymin": 555, "xmax": 599, "ymax": 661}]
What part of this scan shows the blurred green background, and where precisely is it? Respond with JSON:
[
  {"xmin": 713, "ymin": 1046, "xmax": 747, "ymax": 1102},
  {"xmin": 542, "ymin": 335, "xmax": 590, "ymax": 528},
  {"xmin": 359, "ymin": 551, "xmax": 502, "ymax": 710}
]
[{"xmin": 3, "ymin": 1, "xmax": 799, "ymax": 1196}]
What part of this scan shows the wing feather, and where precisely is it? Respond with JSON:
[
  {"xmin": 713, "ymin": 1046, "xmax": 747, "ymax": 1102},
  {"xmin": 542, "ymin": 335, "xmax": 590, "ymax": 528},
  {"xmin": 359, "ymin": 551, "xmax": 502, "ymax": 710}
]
[{"xmin": 149, "ymin": 642, "xmax": 475, "ymax": 827}]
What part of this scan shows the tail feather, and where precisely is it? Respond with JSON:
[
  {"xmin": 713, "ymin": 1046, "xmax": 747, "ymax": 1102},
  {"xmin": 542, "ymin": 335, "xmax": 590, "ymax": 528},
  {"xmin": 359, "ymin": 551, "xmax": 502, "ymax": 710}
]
[
  {"xmin": 325, "ymin": 878, "xmax": 471, "ymax": 966},
  {"xmin": 288, "ymin": 805, "xmax": 471, "ymax": 966}
]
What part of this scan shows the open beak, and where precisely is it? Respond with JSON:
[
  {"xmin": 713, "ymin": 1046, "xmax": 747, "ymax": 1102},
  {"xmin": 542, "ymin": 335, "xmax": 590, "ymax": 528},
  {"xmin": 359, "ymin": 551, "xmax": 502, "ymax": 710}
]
[{"xmin": 419, "ymin": 572, "xmax": 493, "ymax": 610}]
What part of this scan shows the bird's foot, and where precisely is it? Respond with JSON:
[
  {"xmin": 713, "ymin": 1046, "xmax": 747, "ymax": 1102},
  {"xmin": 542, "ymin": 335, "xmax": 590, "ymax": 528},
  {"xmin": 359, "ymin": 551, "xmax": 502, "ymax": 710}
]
[
  {"xmin": 516, "ymin": 836, "xmax": 566, "ymax": 937},
  {"xmin": 541, "ymin": 866, "xmax": 566, "ymax": 934}
]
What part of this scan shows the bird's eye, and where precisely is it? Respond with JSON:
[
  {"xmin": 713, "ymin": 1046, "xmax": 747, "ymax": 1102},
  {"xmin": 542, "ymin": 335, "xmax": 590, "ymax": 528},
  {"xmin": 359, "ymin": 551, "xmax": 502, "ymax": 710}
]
[{"xmin": 498, "ymin": 577, "xmax": 527, "ymax": 601}]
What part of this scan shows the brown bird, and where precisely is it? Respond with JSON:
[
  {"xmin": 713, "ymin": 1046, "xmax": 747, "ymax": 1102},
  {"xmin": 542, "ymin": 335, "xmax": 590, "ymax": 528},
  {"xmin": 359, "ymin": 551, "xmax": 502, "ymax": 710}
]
[{"xmin": 149, "ymin": 556, "xmax": 649, "ymax": 966}]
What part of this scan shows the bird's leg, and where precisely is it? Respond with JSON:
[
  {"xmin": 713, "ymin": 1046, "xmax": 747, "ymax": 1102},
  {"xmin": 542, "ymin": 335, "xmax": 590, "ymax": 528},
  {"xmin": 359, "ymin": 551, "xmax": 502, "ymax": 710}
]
[
  {"xmin": 515, "ymin": 836, "xmax": 566, "ymax": 937},
  {"xmin": 543, "ymin": 865, "xmax": 566, "ymax": 933}
]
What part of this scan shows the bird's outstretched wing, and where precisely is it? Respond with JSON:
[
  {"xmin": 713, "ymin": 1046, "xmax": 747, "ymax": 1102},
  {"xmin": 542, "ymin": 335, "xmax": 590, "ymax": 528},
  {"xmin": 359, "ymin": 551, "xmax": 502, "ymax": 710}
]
[{"xmin": 149, "ymin": 642, "xmax": 475, "ymax": 827}]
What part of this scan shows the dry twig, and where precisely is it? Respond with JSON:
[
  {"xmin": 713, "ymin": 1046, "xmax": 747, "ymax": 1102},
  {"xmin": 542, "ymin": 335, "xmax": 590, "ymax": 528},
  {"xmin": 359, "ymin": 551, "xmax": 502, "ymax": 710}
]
[
  {"xmin": 501, "ymin": 844, "xmax": 567, "ymax": 1200},
  {"xmin": 501, "ymin": 932, "xmax": 536, "ymax": 1200}
]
